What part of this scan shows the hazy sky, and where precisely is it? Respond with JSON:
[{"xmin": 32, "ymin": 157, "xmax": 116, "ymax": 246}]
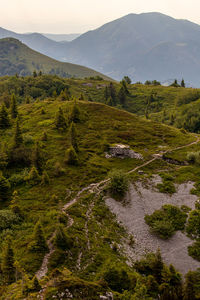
[{"xmin": 1, "ymin": 0, "xmax": 200, "ymax": 34}]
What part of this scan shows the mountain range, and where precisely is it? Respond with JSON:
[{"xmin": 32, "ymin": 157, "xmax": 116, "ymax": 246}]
[{"xmin": 1, "ymin": 12, "xmax": 200, "ymax": 85}]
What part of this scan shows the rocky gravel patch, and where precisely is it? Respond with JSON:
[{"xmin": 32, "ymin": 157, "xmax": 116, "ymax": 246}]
[{"xmin": 106, "ymin": 176, "xmax": 200, "ymax": 275}]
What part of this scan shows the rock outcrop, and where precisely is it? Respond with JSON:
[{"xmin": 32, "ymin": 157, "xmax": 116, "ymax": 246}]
[{"xmin": 106, "ymin": 144, "xmax": 143, "ymax": 159}]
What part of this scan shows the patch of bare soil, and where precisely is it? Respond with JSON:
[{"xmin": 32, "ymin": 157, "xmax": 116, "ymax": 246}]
[{"xmin": 106, "ymin": 176, "xmax": 200, "ymax": 275}]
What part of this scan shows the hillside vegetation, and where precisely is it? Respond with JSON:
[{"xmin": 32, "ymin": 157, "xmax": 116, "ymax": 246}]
[
  {"xmin": 0, "ymin": 75, "xmax": 200, "ymax": 298},
  {"xmin": 0, "ymin": 38, "xmax": 111, "ymax": 80}
]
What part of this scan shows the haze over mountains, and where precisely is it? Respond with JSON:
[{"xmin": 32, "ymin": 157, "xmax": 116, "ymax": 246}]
[{"xmin": 1, "ymin": 12, "xmax": 200, "ymax": 85}]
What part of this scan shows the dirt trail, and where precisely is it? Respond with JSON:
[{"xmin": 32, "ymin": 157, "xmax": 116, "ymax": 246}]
[{"xmin": 36, "ymin": 136, "xmax": 200, "ymax": 279}]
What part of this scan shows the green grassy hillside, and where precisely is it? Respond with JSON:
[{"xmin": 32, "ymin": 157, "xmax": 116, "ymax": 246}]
[
  {"xmin": 1, "ymin": 75, "xmax": 200, "ymax": 298},
  {"xmin": 0, "ymin": 38, "xmax": 111, "ymax": 80}
]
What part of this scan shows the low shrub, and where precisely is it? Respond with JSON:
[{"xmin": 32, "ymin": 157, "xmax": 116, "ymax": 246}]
[
  {"xmin": 188, "ymin": 241, "xmax": 200, "ymax": 261},
  {"xmin": 145, "ymin": 205, "xmax": 187, "ymax": 239},
  {"xmin": 108, "ymin": 170, "xmax": 129, "ymax": 197},
  {"xmin": 157, "ymin": 173, "xmax": 176, "ymax": 194}
]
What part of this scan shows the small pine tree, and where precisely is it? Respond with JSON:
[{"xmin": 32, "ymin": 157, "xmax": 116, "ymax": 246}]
[
  {"xmin": 69, "ymin": 122, "xmax": 78, "ymax": 152},
  {"xmin": 41, "ymin": 170, "xmax": 50, "ymax": 185},
  {"xmin": 1, "ymin": 238, "xmax": 15, "ymax": 284},
  {"xmin": 118, "ymin": 86, "xmax": 126, "ymax": 106},
  {"xmin": 104, "ymin": 86, "xmax": 109, "ymax": 101},
  {"xmin": 0, "ymin": 103, "xmax": 10, "ymax": 129},
  {"xmin": 32, "ymin": 142, "xmax": 43, "ymax": 172},
  {"xmin": 13, "ymin": 118, "xmax": 23, "ymax": 148},
  {"xmin": 55, "ymin": 107, "xmax": 66, "ymax": 130},
  {"xmin": 79, "ymin": 93, "xmax": 84, "ymax": 100},
  {"xmin": 10, "ymin": 190, "xmax": 22, "ymax": 216},
  {"xmin": 54, "ymin": 225, "xmax": 72, "ymax": 250},
  {"xmin": 10, "ymin": 93, "xmax": 18, "ymax": 119},
  {"xmin": 29, "ymin": 222, "xmax": 47, "ymax": 252},
  {"xmin": 69, "ymin": 101, "xmax": 80, "ymax": 123},
  {"xmin": 66, "ymin": 146, "xmax": 78, "ymax": 165},
  {"xmin": 107, "ymin": 96, "xmax": 114, "ymax": 106},
  {"xmin": 25, "ymin": 96, "xmax": 31, "ymax": 104},
  {"xmin": 0, "ymin": 173, "xmax": 10, "ymax": 201},
  {"xmin": 26, "ymin": 166, "xmax": 41, "ymax": 185},
  {"xmin": 32, "ymin": 276, "xmax": 41, "ymax": 291},
  {"xmin": 33, "ymin": 71, "xmax": 37, "ymax": 77},
  {"xmin": 183, "ymin": 271, "xmax": 196, "ymax": 300},
  {"xmin": 181, "ymin": 78, "xmax": 186, "ymax": 88},
  {"xmin": 41, "ymin": 131, "xmax": 47, "ymax": 141},
  {"xmin": 0, "ymin": 143, "xmax": 8, "ymax": 169},
  {"xmin": 52, "ymin": 90, "xmax": 57, "ymax": 98}
]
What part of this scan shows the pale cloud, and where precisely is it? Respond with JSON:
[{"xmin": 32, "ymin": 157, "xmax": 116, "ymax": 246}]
[{"xmin": 1, "ymin": 0, "xmax": 200, "ymax": 33}]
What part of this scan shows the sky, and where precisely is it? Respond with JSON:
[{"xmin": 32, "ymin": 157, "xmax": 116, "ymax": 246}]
[{"xmin": 1, "ymin": 0, "xmax": 200, "ymax": 34}]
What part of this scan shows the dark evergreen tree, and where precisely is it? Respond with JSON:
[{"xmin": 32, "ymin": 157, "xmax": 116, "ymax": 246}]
[
  {"xmin": 123, "ymin": 76, "xmax": 131, "ymax": 84},
  {"xmin": 1, "ymin": 239, "xmax": 15, "ymax": 284},
  {"xmin": 26, "ymin": 166, "xmax": 41, "ymax": 185},
  {"xmin": 109, "ymin": 82, "xmax": 116, "ymax": 105},
  {"xmin": 0, "ymin": 103, "xmax": 10, "ymax": 129},
  {"xmin": 0, "ymin": 174, "xmax": 10, "ymax": 201},
  {"xmin": 55, "ymin": 107, "xmax": 66, "ymax": 130},
  {"xmin": 13, "ymin": 118, "xmax": 23, "ymax": 148},
  {"xmin": 69, "ymin": 101, "xmax": 80, "ymax": 123},
  {"xmin": 183, "ymin": 271, "xmax": 199, "ymax": 300},
  {"xmin": 66, "ymin": 146, "xmax": 78, "ymax": 165},
  {"xmin": 118, "ymin": 86, "xmax": 127, "ymax": 106},
  {"xmin": 33, "ymin": 71, "xmax": 37, "ymax": 77},
  {"xmin": 10, "ymin": 93, "xmax": 18, "ymax": 119},
  {"xmin": 32, "ymin": 142, "xmax": 43, "ymax": 172},
  {"xmin": 54, "ymin": 225, "xmax": 72, "ymax": 250},
  {"xmin": 41, "ymin": 131, "xmax": 47, "ymax": 141},
  {"xmin": 104, "ymin": 86, "xmax": 109, "ymax": 101},
  {"xmin": 181, "ymin": 79, "xmax": 186, "ymax": 88},
  {"xmin": 32, "ymin": 276, "xmax": 41, "ymax": 291},
  {"xmin": 41, "ymin": 170, "xmax": 50, "ymax": 185},
  {"xmin": 70, "ymin": 122, "xmax": 78, "ymax": 152},
  {"xmin": 107, "ymin": 96, "xmax": 114, "ymax": 106},
  {"xmin": 120, "ymin": 80, "xmax": 129, "ymax": 94},
  {"xmin": 29, "ymin": 222, "xmax": 47, "ymax": 252}
]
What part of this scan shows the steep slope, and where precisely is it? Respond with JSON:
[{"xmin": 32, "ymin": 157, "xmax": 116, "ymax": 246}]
[
  {"xmin": 0, "ymin": 38, "xmax": 111, "ymax": 79},
  {"xmin": 0, "ymin": 81, "xmax": 200, "ymax": 298}
]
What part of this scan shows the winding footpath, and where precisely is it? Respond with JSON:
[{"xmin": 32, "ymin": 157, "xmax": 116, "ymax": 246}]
[{"xmin": 36, "ymin": 136, "xmax": 200, "ymax": 280}]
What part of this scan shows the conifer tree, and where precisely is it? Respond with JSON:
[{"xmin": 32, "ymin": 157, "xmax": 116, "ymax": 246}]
[
  {"xmin": 26, "ymin": 166, "xmax": 41, "ymax": 185},
  {"xmin": 29, "ymin": 222, "xmax": 47, "ymax": 252},
  {"xmin": 32, "ymin": 276, "xmax": 41, "ymax": 291},
  {"xmin": 41, "ymin": 131, "xmax": 47, "ymax": 141},
  {"xmin": 13, "ymin": 118, "xmax": 23, "ymax": 148},
  {"xmin": 181, "ymin": 78, "xmax": 186, "ymax": 88},
  {"xmin": 66, "ymin": 146, "xmax": 78, "ymax": 165},
  {"xmin": 55, "ymin": 107, "xmax": 66, "ymax": 130},
  {"xmin": 0, "ymin": 173, "xmax": 10, "ymax": 202},
  {"xmin": 41, "ymin": 170, "xmax": 50, "ymax": 185},
  {"xmin": 1, "ymin": 238, "xmax": 15, "ymax": 284},
  {"xmin": 32, "ymin": 142, "xmax": 43, "ymax": 172},
  {"xmin": 183, "ymin": 271, "xmax": 196, "ymax": 300},
  {"xmin": 107, "ymin": 96, "xmax": 114, "ymax": 106},
  {"xmin": 69, "ymin": 101, "xmax": 80, "ymax": 123},
  {"xmin": 10, "ymin": 93, "xmax": 18, "ymax": 119},
  {"xmin": 104, "ymin": 86, "xmax": 109, "ymax": 101},
  {"xmin": 118, "ymin": 86, "xmax": 127, "ymax": 106},
  {"xmin": 0, "ymin": 103, "xmax": 10, "ymax": 129},
  {"xmin": 69, "ymin": 122, "xmax": 78, "ymax": 152},
  {"xmin": 54, "ymin": 225, "xmax": 72, "ymax": 250},
  {"xmin": 0, "ymin": 143, "xmax": 8, "ymax": 169}
]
